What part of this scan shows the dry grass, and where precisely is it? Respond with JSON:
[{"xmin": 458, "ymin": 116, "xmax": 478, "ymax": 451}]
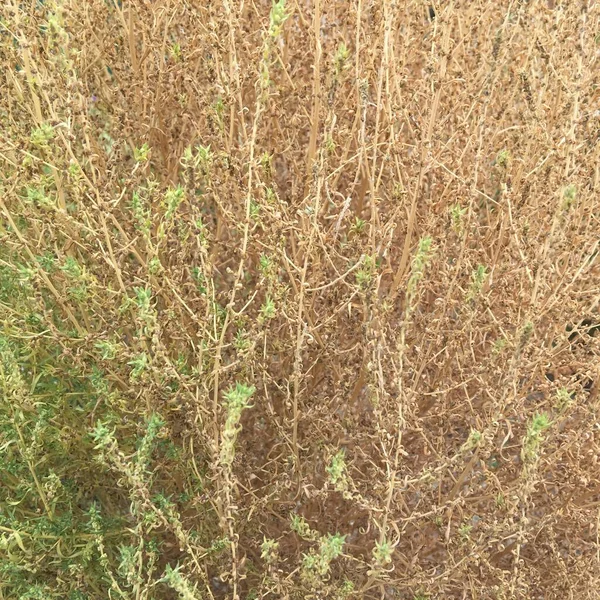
[{"xmin": 0, "ymin": 0, "xmax": 599, "ymax": 598}]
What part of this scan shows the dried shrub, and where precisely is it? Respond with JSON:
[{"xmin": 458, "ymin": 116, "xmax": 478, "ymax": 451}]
[{"xmin": 0, "ymin": 1, "xmax": 599, "ymax": 598}]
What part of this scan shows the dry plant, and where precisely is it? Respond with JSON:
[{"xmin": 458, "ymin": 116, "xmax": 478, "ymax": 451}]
[{"xmin": 0, "ymin": 0, "xmax": 599, "ymax": 599}]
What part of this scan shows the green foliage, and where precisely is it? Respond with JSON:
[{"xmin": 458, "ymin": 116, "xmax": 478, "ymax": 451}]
[
  {"xmin": 555, "ymin": 387, "xmax": 573, "ymax": 412},
  {"xmin": 259, "ymin": 253, "xmax": 273, "ymax": 277},
  {"xmin": 162, "ymin": 564, "xmax": 202, "ymax": 600},
  {"xmin": 261, "ymin": 0, "xmax": 289, "ymax": 90},
  {"xmin": 0, "ymin": 334, "xmax": 132, "ymax": 598},
  {"xmin": 301, "ymin": 533, "xmax": 346, "ymax": 583},
  {"xmin": 492, "ymin": 337, "xmax": 507, "ymax": 355},
  {"xmin": 134, "ymin": 286, "xmax": 156, "ymax": 333},
  {"xmin": 325, "ymin": 135, "xmax": 336, "ymax": 154},
  {"xmin": 467, "ymin": 264, "xmax": 488, "ymax": 302},
  {"xmin": 334, "ymin": 42, "xmax": 350, "ymax": 76},
  {"xmin": 356, "ymin": 255, "xmax": 376, "ymax": 289},
  {"xmin": 450, "ymin": 203, "xmax": 467, "ymax": 234},
  {"xmin": 60, "ymin": 256, "xmax": 89, "ymax": 301},
  {"xmin": 170, "ymin": 42, "xmax": 182, "ymax": 62},
  {"xmin": 260, "ymin": 537, "xmax": 279, "ymax": 564},
  {"xmin": 219, "ymin": 383, "xmax": 255, "ymax": 467},
  {"xmin": 164, "ymin": 185, "xmax": 185, "ymax": 221},
  {"xmin": 191, "ymin": 266, "xmax": 207, "ymax": 294},
  {"xmin": 30, "ymin": 122, "xmax": 55, "ymax": 148},
  {"xmin": 518, "ymin": 321, "xmax": 534, "ymax": 348},
  {"xmin": 148, "ymin": 255, "xmax": 162, "ymax": 274},
  {"xmin": 95, "ymin": 338, "xmax": 119, "ymax": 360},
  {"xmin": 130, "ymin": 188, "xmax": 152, "ymax": 235},
  {"xmin": 128, "ymin": 352, "xmax": 149, "ymax": 379},
  {"xmin": 326, "ymin": 449, "xmax": 348, "ymax": 491},
  {"xmin": 495, "ymin": 148, "xmax": 511, "ymax": 168},
  {"xmin": 349, "ymin": 216, "xmax": 366, "ymax": 235},
  {"xmin": 212, "ymin": 97, "xmax": 225, "ymax": 129},
  {"xmin": 136, "ymin": 413, "xmax": 165, "ymax": 473},
  {"xmin": 250, "ymin": 200, "xmax": 261, "ymax": 220},
  {"xmin": 562, "ymin": 184, "xmax": 577, "ymax": 210},
  {"xmin": 24, "ymin": 184, "xmax": 54, "ymax": 208},
  {"xmin": 260, "ymin": 295, "xmax": 276, "ymax": 320},
  {"xmin": 522, "ymin": 413, "xmax": 551, "ymax": 463},
  {"xmin": 260, "ymin": 151, "xmax": 273, "ymax": 176},
  {"xmin": 269, "ymin": 0, "xmax": 289, "ymax": 39},
  {"xmin": 458, "ymin": 522, "xmax": 473, "ymax": 541},
  {"xmin": 372, "ymin": 539, "xmax": 393, "ymax": 566},
  {"xmin": 406, "ymin": 236, "xmax": 433, "ymax": 310},
  {"xmin": 337, "ymin": 579, "xmax": 355, "ymax": 599},
  {"xmin": 134, "ymin": 142, "xmax": 151, "ymax": 162},
  {"xmin": 196, "ymin": 145, "xmax": 213, "ymax": 175},
  {"xmin": 290, "ymin": 514, "xmax": 317, "ymax": 541},
  {"xmin": 462, "ymin": 429, "xmax": 482, "ymax": 451}
]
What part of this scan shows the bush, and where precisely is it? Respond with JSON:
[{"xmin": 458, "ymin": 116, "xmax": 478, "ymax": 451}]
[{"xmin": 0, "ymin": 1, "xmax": 598, "ymax": 598}]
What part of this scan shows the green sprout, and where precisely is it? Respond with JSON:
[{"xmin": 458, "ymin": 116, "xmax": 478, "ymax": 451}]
[
  {"xmin": 492, "ymin": 337, "xmax": 507, "ymax": 355},
  {"xmin": 450, "ymin": 203, "xmax": 467, "ymax": 234},
  {"xmin": 135, "ymin": 413, "xmax": 165, "ymax": 473},
  {"xmin": 495, "ymin": 148, "xmax": 510, "ymax": 168},
  {"xmin": 213, "ymin": 97, "xmax": 225, "ymax": 128},
  {"xmin": 148, "ymin": 256, "xmax": 162, "ymax": 275},
  {"xmin": 219, "ymin": 383, "xmax": 255, "ymax": 466},
  {"xmin": 326, "ymin": 449, "xmax": 348, "ymax": 491},
  {"xmin": 467, "ymin": 264, "xmax": 488, "ymax": 302},
  {"xmin": 95, "ymin": 339, "xmax": 119, "ymax": 360},
  {"xmin": 462, "ymin": 429, "xmax": 482, "ymax": 451},
  {"xmin": 325, "ymin": 135, "xmax": 336, "ymax": 154},
  {"xmin": 334, "ymin": 42, "xmax": 350, "ymax": 76},
  {"xmin": 181, "ymin": 145, "xmax": 194, "ymax": 169},
  {"xmin": 196, "ymin": 144, "xmax": 213, "ymax": 173},
  {"xmin": 372, "ymin": 539, "xmax": 393, "ymax": 566},
  {"xmin": 291, "ymin": 514, "xmax": 315, "ymax": 540},
  {"xmin": 60, "ymin": 255, "xmax": 82, "ymax": 279},
  {"xmin": 338, "ymin": 580, "xmax": 355, "ymax": 598},
  {"xmin": 134, "ymin": 142, "xmax": 150, "ymax": 162},
  {"xmin": 406, "ymin": 236, "xmax": 433, "ymax": 309},
  {"xmin": 30, "ymin": 122, "xmax": 55, "ymax": 148},
  {"xmin": 349, "ymin": 216, "xmax": 366, "ymax": 235},
  {"xmin": 458, "ymin": 522, "xmax": 473, "ymax": 541},
  {"xmin": 250, "ymin": 200, "xmax": 261, "ymax": 220},
  {"xmin": 355, "ymin": 255, "xmax": 376, "ymax": 289},
  {"xmin": 301, "ymin": 533, "xmax": 346, "ymax": 581},
  {"xmin": 162, "ymin": 564, "xmax": 201, "ymax": 600},
  {"xmin": 60, "ymin": 256, "xmax": 88, "ymax": 300},
  {"xmin": 164, "ymin": 185, "xmax": 185, "ymax": 220},
  {"xmin": 260, "ymin": 296, "xmax": 276, "ymax": 320},
  {"xmin": 260, "ymin": 152, "xmax": 273, "ymax": 176},
  {"xmin": 170, "ymin": 42, "xmax": 182, "ymax": 61},
  {"xmin": 260, "ymin": 537, "xmax": 279, "ymax": 564},
  {"xmin": 130, "ymin": 189, "xmax": 151, "ymax": 235},
  {"xmin": 265, "ymin": 187, "xmax": 278, "ymax": 204},
  {"xmin": 234, "ymin": 329, "xmax": 250, "ymax": 352},
  {"xmin": 191, "ymin": 266, "xmax": 207, "ymax": 294},
  {"xmin": 518, "ymin": 321, "xmax": 534, "ymax": 348},
  {"xmin": 269, "ymin": 0, "xmax": 289, "ymax": 39},
  {"xmin": 128, "ymin": 352, "xmax": 149, "ymax": 379},
  {"xmin": 562, "ymin": 184, "xmax": 577, "ymax": 210},
  {"xmin": 555, "ymin": 387, "xmax": 573, "ymax": 412},
  {"xmin": 522, "ymin": 413, "xmax": 551, "ymax": 463},
  {"xmin": 259, "ymin": 254, "xmax": 273, "ymax": 277},
  {"xmin": 25, "ymin": 184, "xmax": 53, "ymax": 208}
]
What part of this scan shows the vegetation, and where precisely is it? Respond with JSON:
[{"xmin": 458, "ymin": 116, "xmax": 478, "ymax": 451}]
[{"xmin": 0, "ymin": 1, "xmax": 599, "ymax": 598}]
